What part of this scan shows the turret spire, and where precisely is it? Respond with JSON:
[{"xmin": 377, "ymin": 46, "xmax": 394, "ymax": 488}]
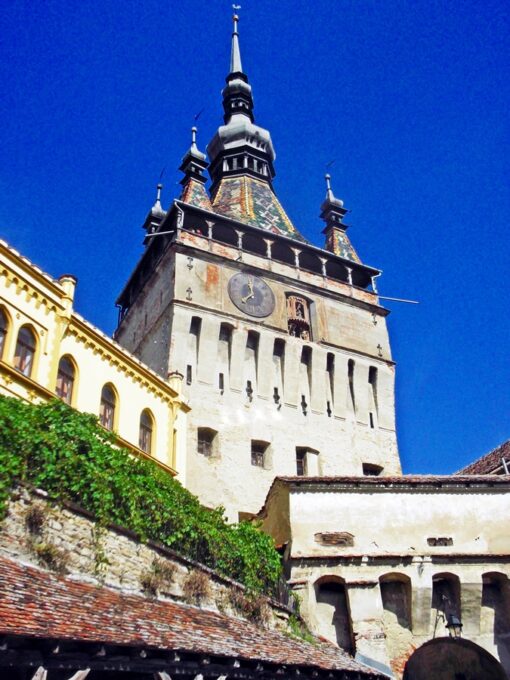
[
  {"xmin": 142, "ymin": 182, "xmax": 166, "ymax": 243},
  {"xmin": 230, "ymin": 13, "xmax": 243, "ymax": 74},
  {"xmin": 321, "ymin": 175, "xmax": 361, "ymax": 263},
  {"xmin": 179, "ymin": 126, "xmax": 212, "ymax": 211}
]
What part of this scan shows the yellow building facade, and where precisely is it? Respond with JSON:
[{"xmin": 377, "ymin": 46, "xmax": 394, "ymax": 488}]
[{"xmin": 0, "ymin": 239, "xmax": 189, "ymax": 478}]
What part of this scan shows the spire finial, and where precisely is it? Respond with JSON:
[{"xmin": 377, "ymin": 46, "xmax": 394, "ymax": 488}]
[
  {"xmin": 325, "ymin": 173, "xmax": 333, "ymax": 199},
  {"xmin": 155, "ymin": 183, "xmax": 163, "ymax": 209},
  {"xmin": 230, "ymin": 6, "xmax": 243, "ymax": 73},
  {"xmin": 191, "ymin": 126, "xmax": 198, "ymax": 151}
]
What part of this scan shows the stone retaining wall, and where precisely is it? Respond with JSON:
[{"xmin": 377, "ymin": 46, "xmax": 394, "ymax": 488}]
[{"xmin": 0, "ymin": 486, "xmax": 292, "ymax": 631}]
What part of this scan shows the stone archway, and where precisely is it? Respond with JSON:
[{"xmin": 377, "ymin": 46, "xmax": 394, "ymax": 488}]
[{"xmin": 403, "ymin": 637, "xmax": 507, "ymax": 680}]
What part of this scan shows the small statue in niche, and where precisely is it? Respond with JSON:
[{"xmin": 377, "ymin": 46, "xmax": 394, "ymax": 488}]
[{"xmin": 287, "ymin": 295, "xmax": 311, "ymax": 340}]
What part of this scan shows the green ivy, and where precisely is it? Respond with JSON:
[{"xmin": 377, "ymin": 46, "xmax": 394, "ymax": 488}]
[{"xmin": 0, "ymin": 396, "xmax": 282, "ymax": 593}]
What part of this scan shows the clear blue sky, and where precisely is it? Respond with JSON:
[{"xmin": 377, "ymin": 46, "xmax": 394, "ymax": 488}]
[{"xmin": 1, "ymin": 0, "xmax": 509, "ymax": 474}]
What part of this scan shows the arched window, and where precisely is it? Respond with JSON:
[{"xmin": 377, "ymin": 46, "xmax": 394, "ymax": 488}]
[
  {"xmin": 55, "ymin": 355, "xmax": 76, "ymax": 405},
  {"xmin": 14, "ymin": 325, "xmax": 37, "ymax": 377},
  {"xmin": 0, "ymin": 308, "xmax": 8, "ymax": 359},
  {"xmin": 139, "ymin": 409, "xmax": 154, "ymax": 454},
  {"xmin": 99, "ymin": 384, "xmax": 117, "ymax": 431}
]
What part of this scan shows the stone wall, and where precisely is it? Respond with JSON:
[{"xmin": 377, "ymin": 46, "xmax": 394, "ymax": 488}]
[{"xmin": 0, "ymin": 486, "xmax": 292, "ymax": 632}]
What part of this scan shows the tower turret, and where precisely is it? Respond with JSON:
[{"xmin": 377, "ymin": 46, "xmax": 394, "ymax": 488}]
[
  {"xmin": 142, "ymin": 183, "xmax": 166, "ymax": 242},
  {"xmin": 179, "ymin": 127, "xmax": 212, "ymax": 210},
  {"xmin": 321, "ymin": 174, "xmax": 361, "ymax": 263}
]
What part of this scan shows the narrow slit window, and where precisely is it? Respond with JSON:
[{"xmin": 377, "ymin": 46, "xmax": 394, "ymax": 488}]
[
  {"xmin": 368, "ymin": 366, "xmax": 378, "ymax": 413},
  {"xmin": 186, "ymin": 365, "xmax": 192, "ymax": 385},
  {"xmin": 348, "ymin": 359, "xmax": 355, "ymax": 411},
  {"xmin": 326, "ymin": 352, "xmax": 335, "ymax": 407},
  {"xmin": 296, "ymin": 448, "xmax": 307, "ymax": 476}
]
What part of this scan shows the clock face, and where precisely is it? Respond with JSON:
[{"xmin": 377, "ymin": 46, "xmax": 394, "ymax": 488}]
[{"xmin": 228, "ymin": 273, "xmax": 275, "ymax": 318}]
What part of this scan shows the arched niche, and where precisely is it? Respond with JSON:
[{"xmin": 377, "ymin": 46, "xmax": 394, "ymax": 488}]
[
  {"xmin": 379, "ymin": 573, "xmax": 412, "ymax": 630},
  {"xmin": 482, "ymin": 572, "xmax": 510, "ymax": 668},
  {"xmin": 314, "ymin": 576, "xmax": 355, "ymax": 655},
  {"xmin": 431, "ymin": 572, "xmax": 461, "ymax": 638}
]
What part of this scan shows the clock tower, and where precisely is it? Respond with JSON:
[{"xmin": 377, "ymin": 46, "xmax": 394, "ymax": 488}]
[{"xmin": 115, "ymin": 15, "xmax": 401, "ymax": 520}]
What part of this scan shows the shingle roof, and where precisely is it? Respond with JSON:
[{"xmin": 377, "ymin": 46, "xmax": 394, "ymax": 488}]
[
  {"xmin": 180, "ymin": 178, "xmax": 213, "ymax": 211},
  {"xmin": 456, "ymin": 440, "xmax": 510, "ymax": 475},
  {"xmin": 211, "ymin": 176, "xmax": 307, "ymax": 242},
  {"xmin": 0, "ymin": 556, "xmax": 383, "ymax": 677}
]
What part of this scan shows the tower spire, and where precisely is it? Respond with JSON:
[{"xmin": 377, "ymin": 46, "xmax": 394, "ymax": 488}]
[
  {"xmin": 230, "ymin": 12, "xmax": 243, "ymax": 74},
  {"xmin": 221, "ymin": 11, "xmax": 254, "ymax": 124}
]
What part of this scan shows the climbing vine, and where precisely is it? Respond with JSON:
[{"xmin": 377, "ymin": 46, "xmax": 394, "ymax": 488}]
[{"xmin": 0, "ymin": 396, "xmax": 282, "ymax": 593}]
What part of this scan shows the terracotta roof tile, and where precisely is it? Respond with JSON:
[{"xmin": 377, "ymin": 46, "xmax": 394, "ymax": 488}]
[
  {"xmin": 275, "ymin": 475, "xmax": 510, "ymax": 486},
  {"xmin": 0, "ymin": 555, "xmax": 382, "ymax": 677},
  {"xmin": 456, "ymin": 440, "xmax": 510, "ymax": 475}
]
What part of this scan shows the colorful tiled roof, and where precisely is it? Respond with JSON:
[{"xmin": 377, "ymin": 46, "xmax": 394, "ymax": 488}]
[
  {"xmin": 180, "ymin": 178, "xmax": 213, "ymax": 211},
  {"xmin": 325, "ymin": 228, "xmax": 361, "ymax": 263},
  {"xmin": 0, "ymin": 555, "xmax": 382, "ymax": 677},
  {"xmin": 456, "ymin": 440, "xmax": 510, "ymax": 475},
  {"xmin": 211, "ymin": 176, "xmax": 307, "ymax": 242}
]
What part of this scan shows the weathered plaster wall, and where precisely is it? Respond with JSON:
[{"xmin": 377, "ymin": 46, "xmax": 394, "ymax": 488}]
[{"xmin": 261, "ymin": 481, "xmax": 510, "ymax": 678}]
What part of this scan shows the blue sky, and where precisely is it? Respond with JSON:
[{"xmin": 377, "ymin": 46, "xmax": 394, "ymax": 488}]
[{"xmin": 1, "ymin": 0, "xmax": 509, "ymax": 473}]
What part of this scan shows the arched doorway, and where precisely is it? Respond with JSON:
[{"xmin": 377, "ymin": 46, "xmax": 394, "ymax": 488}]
[{"xmin": 403, "ymin": 637, "xmax": 507, "ymax": 680}]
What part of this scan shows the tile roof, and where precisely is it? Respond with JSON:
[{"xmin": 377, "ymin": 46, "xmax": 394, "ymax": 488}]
[
  {"xmin": 325, "ymin": 228, "xmax": 361, "ymax": 263},
  {"xmin": 275, "ymin": 474, "xmax": 510, "ymax": 486},
  {"xmin": 211, "ymin": 176, "xmax": 307, "ymax": 242},
  {"xmin": 180, "ymin": 178, "xmax": 213, "ymax": 211},
  {"xmin": 0, "ymin": 555, "xmax": 382, "ymax": 677},
  {"xmin": 456, "ymin": 440, "xmax": 510, "ymax": 475}
]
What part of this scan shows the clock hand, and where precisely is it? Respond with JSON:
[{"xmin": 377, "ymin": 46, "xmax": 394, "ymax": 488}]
[{"xmin": 241, "ymin": 277, "xmax": 255, "ymax": 303}]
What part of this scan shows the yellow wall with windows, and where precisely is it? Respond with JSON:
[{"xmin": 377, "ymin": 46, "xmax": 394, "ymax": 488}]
[{"xmin": 0, "ymin": 239, "xmax": 189, "ymax": 478}]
